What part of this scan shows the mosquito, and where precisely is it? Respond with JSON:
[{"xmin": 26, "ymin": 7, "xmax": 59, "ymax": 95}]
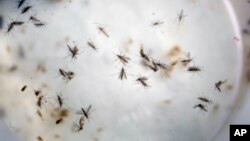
[
  {"xmin": 87, "ymin": 41, "xmax": 97, "ymax": 51},
  {"xmin": 7, "ymin": 21, "xmax": 24, "ymax": 33},
  {"xmin": 37, "ymin": 110, "xmax": 43, "ymax": 119},
  {"xmin": 37, "ymin": 136, "xmax": 43, "ymax": 141},
  {"xmin": 17, "ymin": 0, "xmax": 26, "ymax": 9},
  {"xmin": 142, "ymin": 60, "xmax": 158, "ymax": 72},
  {"xmin": 29, "ymin": 16, "xmax": 40, "ymax": 23},
  {"xmin": 140, "ymin": 45, "xmax": 150, "ymax": 62},
  {"xmin": 56, "ymin": 118, "xmax": 63, "ymax": 124},
  {"xmin": 136, "ymin": 76, "xmax": 150, "ymax": 87},
  {"xmin": 198, "ymin": 97, "xmax": 213, "ymax": 104},
  {"xmin": 9, "ymin": 65, "xmax": 18, "ymax": 72},
  {"xmin": 34, "ymin": 90, "xmax": 41, "ymax": 97},
  {"xmin": 187, "ymin": 66, "xmax": 201, "ymax": 72},
  {"xmin": 67, "ymin": 44, "xmax": 79, "ymax": 59},
  {"xmin": 56, "ymin": 94, "xmax": 64, "ymax": 108},
  {"xmin": 76, "ymin": 105, "xmax": 92, "ymax": 120},
  {"xmin": 116, "ymin": 54, "xmax": 130, "ymax": 65},
  {"xmin": 118, "ymin": 67, "xmax": 127, "ymax": 80},
  {"xmin": 59, "ymin": 68, "xmax": 75, "ymax": 81},
  {"xmin": 177, "ymin": 9, "xmax": 186, "ymax": 24},
  {"xmin": 37, "ymin": 95, "xmax": 45, "ymax": 108},
  {"xmin": 72, "ymin": 116, "xmax": 84, "ymax": 133},
  {"xmin": 193, "ymin": 103, "xmax": 207, "ymax": 112},
  {"xmin": 215, "ymin": 80, "xmax": 227, "ymax": 92},
  {"xmin": 34, "ymin": 22, "xmax": 46, "ymax": 27},
  {"xmin": 21, "ymin": 85, "xmax": 27, "ymax": 92},
  {"xmin": 153, "ymin": 61, "xmax": 167, "ymax": 70},
  {"xmin": 181, "ymin": 52, "xmax": 192, "ymax": 65},
  {"xmin": 98, "ymin": 26, "xmax": 109, "ymax": 38},
  {"xmin": 21, "ymin": 5, "xmax": 33, "ymax": 14},
  {"xmin": 151, "ymin": 20, "xmax": 164, "ymax": 27}
]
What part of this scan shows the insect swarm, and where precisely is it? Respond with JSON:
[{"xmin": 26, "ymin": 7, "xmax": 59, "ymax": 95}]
[{"xmin": 215, "ymin": 80, "xmax": 227, "ymax": 92}]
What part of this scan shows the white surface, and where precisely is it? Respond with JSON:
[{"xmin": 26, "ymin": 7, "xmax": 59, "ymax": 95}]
[
  {"xmin": 213, "ymin": 0, "xmax": 250, "ymax": 140},
  {"xmin": 0, "ymin": 0, "xmax": 247, "ymax": 141}
]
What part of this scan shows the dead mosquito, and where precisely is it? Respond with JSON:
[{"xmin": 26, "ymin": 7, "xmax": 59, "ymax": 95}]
[
  {"xmin": 193, "ymin": 103, "xmax": 207, "ymax": 112},
  {"xmin": 17, "ymin": 0, "xmax": 26, "ymax": 9},
  {"xmin": 98, "ymin": 26, "xmax": 109, "ymax": 38},
  {"xmin": 21, "ymin": 5, "xmax": 33, "ymax": 14},
  {"xmin": 215, "ymin": 80, "xmax": 227, "ymax": 92},
  {"xmin": 76, "ymin": 105, "xmax": 92, "ymax": 120},
  {"xmin": 198, "ymin": 97, "xmax": 213, "ymax": 104},
  {"xmin": 140, "ymin": 45, "xmax": 150, "ymax": 62},
  {"xmin": 118, "ymin": 67, "xmax": 127, "ymax": 80},
  {"xmin": 21, "ymin": 85, "xmax": 27, "ymax": 92},
  {"xmin": 136, "ymin": 76, "xmax": 150, "ymax": 87},
  {"xmin": 116, "ymin": 53, "xmax": 130, "ymax": 65}
]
